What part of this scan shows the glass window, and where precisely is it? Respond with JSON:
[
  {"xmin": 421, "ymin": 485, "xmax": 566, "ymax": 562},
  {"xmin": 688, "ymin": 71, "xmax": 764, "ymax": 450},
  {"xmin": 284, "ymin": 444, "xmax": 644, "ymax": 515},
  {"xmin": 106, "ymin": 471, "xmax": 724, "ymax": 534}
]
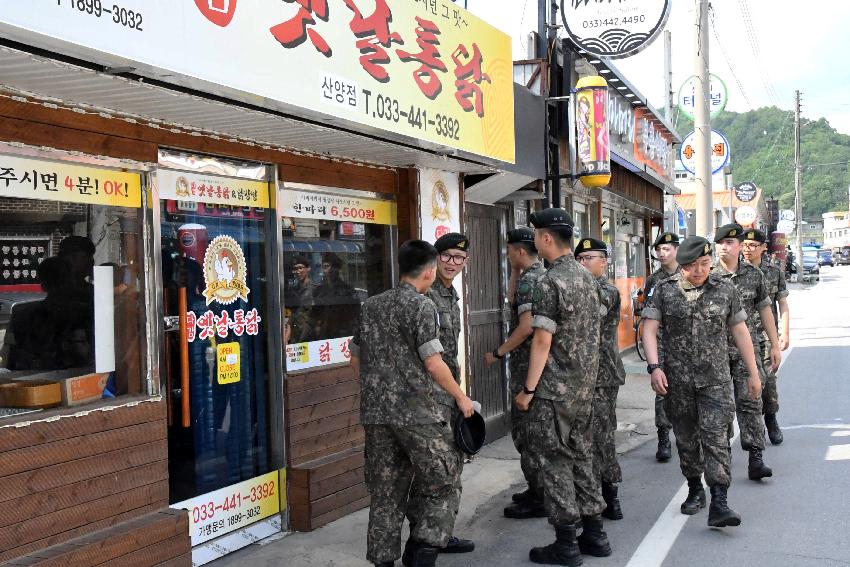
[
  {"xmin": 281, "ymin": 185, "xmax": 396, "ymax": 373},
  {"xmin": 0, "ymin": 153, "xmax": 146, "ymax": 419}
]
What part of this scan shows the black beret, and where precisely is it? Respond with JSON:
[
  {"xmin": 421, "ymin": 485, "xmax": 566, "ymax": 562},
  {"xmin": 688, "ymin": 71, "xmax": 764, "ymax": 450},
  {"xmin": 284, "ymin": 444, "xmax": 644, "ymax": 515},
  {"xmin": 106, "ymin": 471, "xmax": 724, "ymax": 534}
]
[
  {"xmin": 677, "ymin": 236, "xmax": 713, "ymax": 265},
  {"xmin": 575, "ymin": 237, "xmax": 608, "ymax": 255},
  {"xmin": 742, "ymin": 228, "xmax": 767, "ymax": 243},
  {"xmin": 714, "ymin": 223, "xmax": 744, "ymax": 242},
  {"xmin": 507, "ymin": 228, "xmax": 535, "ymax": 244},
  {"xmin": 528, "ymin": 208, "xmax": 574, "ymax": 229},
  {"xmin": 434, "ymin": 232, "xmax": 469, "ymax": 253},
  {"xmin": 652, "ymin": 231, "xmax": 680, "ymax": 248}
]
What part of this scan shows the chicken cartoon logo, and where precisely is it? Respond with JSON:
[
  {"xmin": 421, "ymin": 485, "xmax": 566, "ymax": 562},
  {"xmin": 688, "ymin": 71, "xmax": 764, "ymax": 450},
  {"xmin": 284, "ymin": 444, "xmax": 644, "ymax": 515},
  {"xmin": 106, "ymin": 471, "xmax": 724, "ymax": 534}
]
[{"xmin": 203, "ymin": 235, "xmax": 249, "ymax": 305}]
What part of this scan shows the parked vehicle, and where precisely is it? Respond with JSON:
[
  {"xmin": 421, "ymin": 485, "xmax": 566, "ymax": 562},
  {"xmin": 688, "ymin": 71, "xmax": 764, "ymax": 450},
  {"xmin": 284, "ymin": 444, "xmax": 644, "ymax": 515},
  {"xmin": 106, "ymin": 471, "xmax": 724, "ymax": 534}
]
[
  {"xmin": 818, "ymin": 250, "xmax": 834, "ymax": 267},
  {"xmin": 836, "ymin": 246, "xmax": 850, "ymax": 266}
]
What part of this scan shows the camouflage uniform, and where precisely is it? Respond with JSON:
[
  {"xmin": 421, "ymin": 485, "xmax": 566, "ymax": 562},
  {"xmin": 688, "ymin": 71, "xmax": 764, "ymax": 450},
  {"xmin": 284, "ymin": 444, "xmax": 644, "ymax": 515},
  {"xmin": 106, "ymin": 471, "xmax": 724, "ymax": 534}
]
[
  {"xmin": 711, "ymin": 260, "xmax": 772, "ymax": 451},
  {"xmin": 643, "ymin": 266, "xmax": 680, "ymax": 430},
  {"xmin": 509, "ymin": 261, "xmax": 546, "ymax": 496},
  {"xmin": 593, "ymin": 277, "xmax": 626, "ymax": 484},
  {"xmin": 407, "ymin": 280, "xmax": 464, "ymax": 528},
  {"xmin": 525, "ymin": 254, "xmax": 604, "ymax": 525},
  {"xmin": 351, "ymin": 282, "xmax": 460, "ymax": 564},
  {"xmin": 758, "ymin": 259, "xmax": 788, "ymax": 415},
  {"xmin": 642, "ymin": 273, "xmax": 746, "ymax": 488}
]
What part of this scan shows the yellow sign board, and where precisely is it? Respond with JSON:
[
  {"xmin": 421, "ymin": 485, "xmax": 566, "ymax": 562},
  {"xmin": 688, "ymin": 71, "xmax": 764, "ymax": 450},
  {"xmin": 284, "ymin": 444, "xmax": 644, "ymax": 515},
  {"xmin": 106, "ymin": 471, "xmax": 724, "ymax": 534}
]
[
  {"xmin": 158, "ymin": 168, "xmax": 270, "ymax": 209},
  {"xmin": 0, "ymin": 154, "xmax": 142, "ymax": 208},
  {"xmin": 281, "ymin": 189, "xmax": 396, "ymax": 225},
  {"xmin": 172, "ymin": 470, "xmax": 281, "ymax": 546},
  {"xmin": 217, "ymin": 342, "xmax": 241, "ymax": 385}
]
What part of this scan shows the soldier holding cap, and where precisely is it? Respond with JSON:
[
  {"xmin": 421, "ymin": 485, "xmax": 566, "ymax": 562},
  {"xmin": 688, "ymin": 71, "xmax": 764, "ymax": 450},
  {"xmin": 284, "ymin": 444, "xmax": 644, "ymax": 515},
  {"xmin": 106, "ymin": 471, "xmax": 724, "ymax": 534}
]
[
  {"xmin": 576, "ymin": 237, "xmax": 627, "ymax": 522},
  {"xmin": 406, "ymin": 232, "xmax": 475, "ymax": 558},
  {"xmin": 742, "ymin": 228, "xmax": 790, "ymax": 445},
  {"xmin": 642, "ymin": 231, "xmax": 681, "ymax": 462},
  {"xmin": 711, "ymin": 223, "xmax": 781, "ymax": 480},
  {"xmin": 642, "ymin": 236, "xmax": 761, "ymax": 528},
  {"xmin": 484, "ymin": 228, "xmax": 547, "ymax": 520},
  {"xmin": 517, "ymin": 208, "xmax": 609, "ymax": 565},
  {"xmin": 350, "ymin": 240, "xmax": 474, "ymax": 567}
]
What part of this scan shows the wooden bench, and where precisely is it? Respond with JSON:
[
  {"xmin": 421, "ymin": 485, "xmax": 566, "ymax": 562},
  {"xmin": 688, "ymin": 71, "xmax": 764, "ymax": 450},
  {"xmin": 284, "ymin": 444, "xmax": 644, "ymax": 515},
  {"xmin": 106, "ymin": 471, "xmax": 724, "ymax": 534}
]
[{"xmin": 286, "ymin": 365, "xmax": 369, "ymax": 531}]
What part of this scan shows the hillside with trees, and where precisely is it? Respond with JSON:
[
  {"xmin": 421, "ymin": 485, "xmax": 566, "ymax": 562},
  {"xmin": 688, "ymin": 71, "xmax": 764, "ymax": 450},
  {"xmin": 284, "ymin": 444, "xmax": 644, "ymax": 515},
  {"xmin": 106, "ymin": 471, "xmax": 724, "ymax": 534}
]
[{"xmin": 675, "ymin": 106, "xmax": 850, "ymax": 219}]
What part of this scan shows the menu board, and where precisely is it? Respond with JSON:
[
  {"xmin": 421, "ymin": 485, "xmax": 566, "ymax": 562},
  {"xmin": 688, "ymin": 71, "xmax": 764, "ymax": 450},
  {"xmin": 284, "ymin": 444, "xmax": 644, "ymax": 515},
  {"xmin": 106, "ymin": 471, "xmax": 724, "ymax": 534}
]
[{"xmin": 0, "ymin": 238, "xmax": 49, "ymax": 286}]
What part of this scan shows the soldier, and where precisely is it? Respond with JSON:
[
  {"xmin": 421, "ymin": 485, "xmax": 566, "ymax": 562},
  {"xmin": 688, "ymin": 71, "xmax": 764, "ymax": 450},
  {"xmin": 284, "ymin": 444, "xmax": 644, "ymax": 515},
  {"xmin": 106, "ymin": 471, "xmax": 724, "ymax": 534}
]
[
  {"xmin": 351, "ymin": 240, "xmax": 474, "ymax": 567},
  {"xmin": 711, "ymin": 224, "xmax": 782, "ymax": 480},
  {"xmin": 641, "ymin": 231, "xmax": 680, "ymax": 462},
  {"xmin": 575, "ymin": 237, "xmax": 626, "ymax": 521},
  {"xmin": 742, "ymin": 229, "xmax": 790, "ymax": 445},
  {"xmin": 642, "ymin": 236, "xmax": 762, "ymax": 527},
  {"xmin": 484, "ymin": 228, "xmax": 546, "ymax": 519},
  {"xmin": 406, "ymin": 233, "xmax": 474, "ymax": 557},
  {"xmin": 515, "ymin": 208, "xmax": 608, "ymax": 566}
]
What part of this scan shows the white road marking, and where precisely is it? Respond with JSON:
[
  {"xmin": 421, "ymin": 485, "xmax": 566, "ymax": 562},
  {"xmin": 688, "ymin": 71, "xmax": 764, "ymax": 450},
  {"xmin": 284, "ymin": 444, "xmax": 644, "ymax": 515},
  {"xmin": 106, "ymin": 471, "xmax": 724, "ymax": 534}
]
[
  {"xmin": 624, "ymin": 423, "xmax": 740, "ymax": 567},
  {"xmin": 831, "ymin": 431, "xmax": 850, "ymax": 437},
  {"xmin": 783, "ymin": 423, "xmax": 850, "ymax": 431},
  {"xmin": 825, "ymin": 445, "xmax": 850, "ymax": 461}
]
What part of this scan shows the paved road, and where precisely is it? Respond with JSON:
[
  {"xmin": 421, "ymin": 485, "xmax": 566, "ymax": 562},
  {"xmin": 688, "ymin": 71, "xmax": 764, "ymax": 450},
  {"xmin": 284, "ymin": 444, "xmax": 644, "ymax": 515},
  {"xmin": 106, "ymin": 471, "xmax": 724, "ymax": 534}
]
[{"xmin": 442, "ymin": 266, "xmax": 850, "ymax": 567}]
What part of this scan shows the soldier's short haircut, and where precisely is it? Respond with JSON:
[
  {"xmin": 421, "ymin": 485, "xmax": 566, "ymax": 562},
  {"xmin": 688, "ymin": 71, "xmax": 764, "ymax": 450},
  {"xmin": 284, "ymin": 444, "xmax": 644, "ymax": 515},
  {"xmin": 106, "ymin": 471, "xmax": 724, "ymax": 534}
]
[
  {"xmin": 541, "ymin": 226, "xmax": 573, "ymax": 248},
  {"xmin": 510, "ymin": 241, "xmax": 537, "ymax": 256},
  {"xmin": 399, "ymin": 239, "xmax": 439, "ymax": 277}
]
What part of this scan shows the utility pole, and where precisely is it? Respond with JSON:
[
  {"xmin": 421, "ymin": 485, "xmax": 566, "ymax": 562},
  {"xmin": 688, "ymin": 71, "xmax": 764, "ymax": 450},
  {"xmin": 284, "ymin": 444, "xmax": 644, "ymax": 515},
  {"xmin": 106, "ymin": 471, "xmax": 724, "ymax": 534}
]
[
  {"xmin": 794, "ymin": 90, "xmax": 803, "ymax": 268},
  {"xmin": 663, "ymin": 29, "xmax": 675, "ymax": 232},
  {"xmin": 694, "ymin": 0, "xmax": 713, "ymax": 238}
]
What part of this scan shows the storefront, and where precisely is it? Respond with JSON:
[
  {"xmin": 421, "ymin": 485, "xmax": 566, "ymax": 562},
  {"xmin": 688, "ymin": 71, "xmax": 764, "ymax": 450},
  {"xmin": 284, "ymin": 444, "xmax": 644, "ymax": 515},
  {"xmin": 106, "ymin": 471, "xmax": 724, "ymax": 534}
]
[{"xmin": 0, "ymin": 1, "xmax": 516, "ymax": 565}]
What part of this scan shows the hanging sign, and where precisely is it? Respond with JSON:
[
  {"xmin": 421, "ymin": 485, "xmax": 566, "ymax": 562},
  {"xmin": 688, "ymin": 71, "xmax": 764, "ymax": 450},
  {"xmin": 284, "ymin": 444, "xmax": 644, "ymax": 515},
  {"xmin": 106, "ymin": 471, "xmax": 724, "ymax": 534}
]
[
  {"xmin": 779, "ymin": 209, "xmax": 796, "ymax": 221},
  {"xmin": 734, "ymin": 205, "xmax": 757, "ymax": 227},
  {"xmin": 0, "ymin": 154, "xmax": 142, "ymax": 208},
  {"xmin": 680, "ymin": 130, "xmax": 730, "ymax": 175},
  {"xmin": 734, "ymin": 182, "xmax": 757, "ymax": 203},
  {"xmin": 203, "ymin": 236, "xmax": 250, "ymax": 305},
  {"xmin": 575, "ymin": 76, "xmax": 611, "ymax": 188},
  {"xmin": 281, "ymin": 189, "xmax": 396, "ymax": 225},
  {"xmin": 560, "ymin": 0, "xmax": 672, "ymax": 59},
  {"xmin": 158, "ymin": 169, "xmax": 270, "ymax": 209},
  {"xmin": 0, "ymin": 0, "xmax": 515, "ymax": 163},
  {"xmin": 678, "ymin": 74, "xmax": 728, "ymax": 119},
  {"xmin": 419, "ymin": 169, "xmax": 461, "ymax": 241},
  {"xmin": 172, "ymin": 470, "xmax": 282, "ymax": 546},
  {"xmin": 776, "ymin": 219, "xmax": 795, "ymax": 234}
]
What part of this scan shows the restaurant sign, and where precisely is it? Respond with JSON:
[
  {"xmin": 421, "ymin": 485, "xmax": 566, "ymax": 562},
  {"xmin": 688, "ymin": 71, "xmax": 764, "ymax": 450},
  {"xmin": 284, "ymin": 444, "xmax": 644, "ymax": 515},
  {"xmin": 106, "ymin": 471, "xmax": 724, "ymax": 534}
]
[
  {"xmin": 281, "ymin": 188, "xmax": 396, "ymax": 225},
  {"xmin": 0, "ymin": 0, "xmax": 515, "ymax": 163},
  {"xmin": 0, "ymin": 154, "xmax": 142, "ymax": 208},
  {"xmin": 607, "ymin": 93, "xmax": 675, "ymax": 183}
]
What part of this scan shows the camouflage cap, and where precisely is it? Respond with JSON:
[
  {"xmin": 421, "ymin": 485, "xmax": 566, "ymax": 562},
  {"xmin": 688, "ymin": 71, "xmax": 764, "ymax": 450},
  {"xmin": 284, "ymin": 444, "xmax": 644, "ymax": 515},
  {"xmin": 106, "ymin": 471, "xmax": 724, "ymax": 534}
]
[
  {"xmin": 652, "ymin": 231, "xmax": 680, "ymax": 248},
  {"xmin": 743, "ymin": 228, "xmax": 767, "ymax": 243},
  {"xmin": 506, "ymin": 227, "xmax": 535, "ymax": 244},
  {"xmin": 434, "ymin": 232, "xmax": 469, "ymax": 253},
  {"xmin": 575, "ymin": 237, "xmax": 608, "ymax": 256},
  {"xmin": 714, "ymin": 223, "xmax": 744, "ymax": 242},
  {"xmin": 677, "ymin": 236, "xmax": 713, "ymax": 265},
  {"xmin": 528, "ymin": 208, "xmax": 574, "ymax": 229}
]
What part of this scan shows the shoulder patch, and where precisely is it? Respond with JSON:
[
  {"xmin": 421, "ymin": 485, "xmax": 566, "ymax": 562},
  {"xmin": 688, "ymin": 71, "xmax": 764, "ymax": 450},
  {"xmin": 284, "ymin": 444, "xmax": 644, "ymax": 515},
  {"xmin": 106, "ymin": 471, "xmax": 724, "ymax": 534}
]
[{"xmin": 518, "ymin": 280, "xmax": 532, "ymax": 296}]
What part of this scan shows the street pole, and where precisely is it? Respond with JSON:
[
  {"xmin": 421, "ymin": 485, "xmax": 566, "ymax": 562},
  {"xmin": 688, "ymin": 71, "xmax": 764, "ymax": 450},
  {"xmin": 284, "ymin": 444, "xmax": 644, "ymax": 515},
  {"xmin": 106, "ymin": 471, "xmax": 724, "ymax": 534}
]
[
  {"xmin": 663, "ymin": 30, "xmax": 675, "ymax": 232},
  {"xmin": 794, "ymin": 90, "xmax": 803, "ymax": 266},
  {"xmin": 694, "ymin": 0, "xmax": 713, "ymax": 238}
]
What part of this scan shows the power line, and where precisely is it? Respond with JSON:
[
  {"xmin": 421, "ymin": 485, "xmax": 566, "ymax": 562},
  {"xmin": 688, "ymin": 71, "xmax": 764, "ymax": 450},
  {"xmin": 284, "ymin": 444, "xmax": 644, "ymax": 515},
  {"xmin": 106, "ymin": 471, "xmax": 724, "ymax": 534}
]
[
  {"xmin": 752, "ymin": 109, "xmax": 794, "ymax": 180},
  {"xmin": 708, "ymin": 6, "xmax": 754, "ymax": 109},
  {"xmin": 735, "ymin": 0, "xmax": 782, "ymax": 105}
]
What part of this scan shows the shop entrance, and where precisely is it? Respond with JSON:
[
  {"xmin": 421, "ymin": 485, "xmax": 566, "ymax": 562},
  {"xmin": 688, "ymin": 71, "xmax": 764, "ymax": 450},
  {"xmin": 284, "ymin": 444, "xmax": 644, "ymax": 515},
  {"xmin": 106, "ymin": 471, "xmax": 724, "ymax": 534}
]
[
  {"xmin": 157, "ymin": 153, "xmax": 283, "ymax": 563},
  {"xmin": 464, "ymin": 202, "xmax": 510, "ymax": 441}
]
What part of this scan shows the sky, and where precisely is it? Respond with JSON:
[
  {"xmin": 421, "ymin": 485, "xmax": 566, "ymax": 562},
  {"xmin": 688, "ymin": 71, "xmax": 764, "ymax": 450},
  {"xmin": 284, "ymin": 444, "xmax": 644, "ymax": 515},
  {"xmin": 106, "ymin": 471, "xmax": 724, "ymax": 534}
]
[{"xmin": 465, "ymin": 0, "xmax": 850, "ymax": 137}]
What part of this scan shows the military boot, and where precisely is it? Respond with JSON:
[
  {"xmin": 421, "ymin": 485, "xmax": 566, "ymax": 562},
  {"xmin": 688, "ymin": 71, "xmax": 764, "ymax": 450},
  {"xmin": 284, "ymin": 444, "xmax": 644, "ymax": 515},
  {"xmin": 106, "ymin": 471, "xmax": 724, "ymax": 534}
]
[
  {"xmin": 529, "ymin": 523, "xmax": 583, "ymax": 566},
  {"xmin": 765, "ymin": 414, "xmax": 784, "ymax": 445},
  {"xmin": 438, "ymin": 536, "xmax": 474, "ymax": 554},
  {"xmin": 505, "ymin": 495, "xmax": 547, "ymax": 519},
  {"xmin": 656, "ymin": 428, "xmax": 672, "ymax": 462},
  {"xmin": 513, "ymin": 486, "xmax": 534, "ymax": 503},
  {"xmin": 748, "ymin": 448, "xmax": 774, "ymax": 480},
  {"xmin": 576, "ymin": 515, "xmax": 612, "ymax": 557},
  {"xmin": 600, "ymin": 482, "xmax": 623, "ymax": 520},
  {"xmin": 707, "ymin": 485, "xmax": 741, "ymax": 527},
  {"xmin": 680, "ymin": 476, "xmax": 706, "ymax": 515},
  {"xmin": 401, "ymin": 541, "xmax": 438, "ymax": 567},
  {"xmin": 374, "ymin": 563, "xmax": 395, "ymax": 567}
]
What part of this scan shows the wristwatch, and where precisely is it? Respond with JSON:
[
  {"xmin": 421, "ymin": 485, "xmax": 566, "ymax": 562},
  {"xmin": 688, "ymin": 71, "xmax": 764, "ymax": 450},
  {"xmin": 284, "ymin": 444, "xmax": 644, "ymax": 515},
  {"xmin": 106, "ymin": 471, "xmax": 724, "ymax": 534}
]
[
  {"xmin": 523, "ymin": 385, "xmax": 536, "ymax": 395},
  {"xmin": 647, "ymin": 363, "xmax": 662, "ymax": 374},
  {"xmin": 492, "ymin": 348, "xmax": 505, "ymax": 360}
]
